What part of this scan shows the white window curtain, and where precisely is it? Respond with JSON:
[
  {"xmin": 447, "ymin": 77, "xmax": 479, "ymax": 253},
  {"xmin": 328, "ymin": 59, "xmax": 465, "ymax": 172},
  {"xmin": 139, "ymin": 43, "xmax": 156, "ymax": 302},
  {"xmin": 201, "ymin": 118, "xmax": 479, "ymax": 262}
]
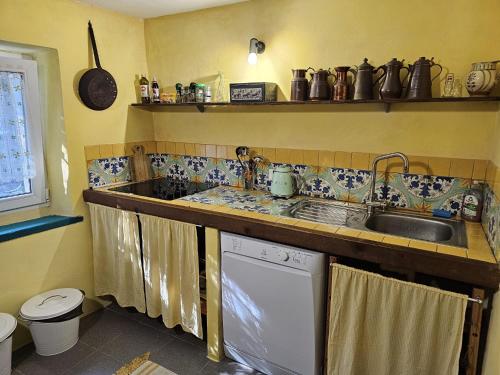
[{"xmin": 0, "ymin": 71, "xmax": 35, "ymax": 184}]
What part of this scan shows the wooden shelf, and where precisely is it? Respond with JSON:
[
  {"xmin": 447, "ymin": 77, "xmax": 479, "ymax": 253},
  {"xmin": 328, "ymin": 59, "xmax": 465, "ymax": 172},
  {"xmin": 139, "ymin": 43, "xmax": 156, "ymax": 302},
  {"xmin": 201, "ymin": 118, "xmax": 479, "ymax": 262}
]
[{"xmin": 131, "ymin": 96, "xmax": 500, "ymax": 113}]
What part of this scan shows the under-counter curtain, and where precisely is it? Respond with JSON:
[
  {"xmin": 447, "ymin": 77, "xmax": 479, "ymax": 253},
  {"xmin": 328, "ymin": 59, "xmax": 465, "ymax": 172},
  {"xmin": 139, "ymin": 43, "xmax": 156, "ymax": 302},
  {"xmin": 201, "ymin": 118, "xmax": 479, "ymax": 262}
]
[
  {"xmin": 88, "ymin": 203, "xmax": 145, "ymax": 313},
  {"xmin": 327, "ymin": 264, "xmax": 467, "ymax": 375},
  {"xmin": 139, "ymin": 214, "xmax": 202, "ymax": 339}
]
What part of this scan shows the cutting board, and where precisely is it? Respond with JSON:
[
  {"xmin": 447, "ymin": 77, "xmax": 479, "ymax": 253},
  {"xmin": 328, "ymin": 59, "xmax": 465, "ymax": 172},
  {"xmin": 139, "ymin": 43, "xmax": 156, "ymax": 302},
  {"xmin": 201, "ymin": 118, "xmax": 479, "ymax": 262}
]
[{"xmin": 131, "ymin": 145, "xmax": 152, "ymax": 181}]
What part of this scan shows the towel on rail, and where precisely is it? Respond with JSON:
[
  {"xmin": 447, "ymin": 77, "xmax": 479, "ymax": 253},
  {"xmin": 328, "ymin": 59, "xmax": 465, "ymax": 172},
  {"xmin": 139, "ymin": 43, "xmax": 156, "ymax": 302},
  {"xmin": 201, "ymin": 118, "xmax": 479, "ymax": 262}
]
[{"xmin": 327, "ymin": 264, "xmax": 467, "ymax": 375}]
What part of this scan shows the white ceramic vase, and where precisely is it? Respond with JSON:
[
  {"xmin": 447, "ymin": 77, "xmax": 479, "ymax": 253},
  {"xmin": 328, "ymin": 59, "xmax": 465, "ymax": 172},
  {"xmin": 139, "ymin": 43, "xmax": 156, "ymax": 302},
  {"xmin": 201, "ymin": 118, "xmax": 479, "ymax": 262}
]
[{"xmin": 465, "ymin": 61, "xmax": 499, "ymax": 96}]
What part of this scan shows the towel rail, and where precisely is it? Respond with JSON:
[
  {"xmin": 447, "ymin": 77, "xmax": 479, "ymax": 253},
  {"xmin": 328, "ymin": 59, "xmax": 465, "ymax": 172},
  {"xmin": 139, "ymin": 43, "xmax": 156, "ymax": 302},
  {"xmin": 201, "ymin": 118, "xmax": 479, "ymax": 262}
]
[{"xmin": 468, "ymin": 296, "xmax": 483, "ymax": 304}]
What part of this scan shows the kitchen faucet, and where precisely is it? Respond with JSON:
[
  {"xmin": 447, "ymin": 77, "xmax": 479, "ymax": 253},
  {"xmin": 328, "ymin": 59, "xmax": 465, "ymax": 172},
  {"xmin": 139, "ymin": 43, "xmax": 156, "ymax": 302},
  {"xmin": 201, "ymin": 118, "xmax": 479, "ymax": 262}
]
[
  {"xmin": 366, "ymin": 152, "xmax": 409, "ymax": 215},
  {"xmin": 236, "ymin": 146, "xmax": 264, "ymax": 190}
]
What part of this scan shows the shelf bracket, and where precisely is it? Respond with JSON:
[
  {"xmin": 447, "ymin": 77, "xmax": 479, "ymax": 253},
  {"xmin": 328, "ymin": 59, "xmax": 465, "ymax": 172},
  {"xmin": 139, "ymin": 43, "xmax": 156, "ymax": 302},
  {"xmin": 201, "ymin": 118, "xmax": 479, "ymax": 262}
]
[
  {"xmin": 196, "ymin": 104, "xmax": 205, "ymax": 113},
  {"xmin": 384, "ymin": 102, "xmax": 391, "ymax": 113}
]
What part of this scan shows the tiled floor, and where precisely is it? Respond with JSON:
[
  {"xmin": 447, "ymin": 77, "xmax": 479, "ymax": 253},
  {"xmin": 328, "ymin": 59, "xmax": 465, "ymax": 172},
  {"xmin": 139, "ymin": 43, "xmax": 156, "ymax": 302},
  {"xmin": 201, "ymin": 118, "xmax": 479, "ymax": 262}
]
[{"xmin": 12, "ymin": 303, "xmax": 262, "ymax": 375}]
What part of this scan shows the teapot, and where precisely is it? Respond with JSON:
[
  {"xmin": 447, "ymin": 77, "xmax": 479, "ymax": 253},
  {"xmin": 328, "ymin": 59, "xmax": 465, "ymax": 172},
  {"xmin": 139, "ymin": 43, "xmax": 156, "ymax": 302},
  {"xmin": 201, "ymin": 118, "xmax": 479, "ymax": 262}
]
[
  {"xmin": 270, "ymin": 165, "xmax": 300, "ymax": 198},
  {"xmin": 406, "ymin": 57, "xmax": 442, "ymax": 99},
  {"xmin": 309, "ymin": 68, "xmax": 332, "ymax": 101},
  {"xmin": 378, "ymin": 58, "xmax": 409, "ymax": 99},
  {"xmin": 351, "ymin": 58, "xmax": 385, "ymax": 100}
]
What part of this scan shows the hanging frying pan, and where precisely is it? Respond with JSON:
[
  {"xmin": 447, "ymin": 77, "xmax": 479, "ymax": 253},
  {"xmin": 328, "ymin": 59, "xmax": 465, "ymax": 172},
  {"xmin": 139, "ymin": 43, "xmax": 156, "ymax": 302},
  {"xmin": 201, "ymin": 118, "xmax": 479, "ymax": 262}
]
[{"xmin": 78, "ymin": 21, "xmax": 117, "ymax": 110}]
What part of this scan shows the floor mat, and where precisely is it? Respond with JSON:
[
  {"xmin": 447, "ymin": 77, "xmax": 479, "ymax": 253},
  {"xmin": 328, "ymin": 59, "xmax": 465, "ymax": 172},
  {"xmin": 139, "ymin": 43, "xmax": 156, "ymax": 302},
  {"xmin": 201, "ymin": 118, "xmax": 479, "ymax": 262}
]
[{"xmin": 115, "ymin": 352, "xmax": 177, "ymax": 375}]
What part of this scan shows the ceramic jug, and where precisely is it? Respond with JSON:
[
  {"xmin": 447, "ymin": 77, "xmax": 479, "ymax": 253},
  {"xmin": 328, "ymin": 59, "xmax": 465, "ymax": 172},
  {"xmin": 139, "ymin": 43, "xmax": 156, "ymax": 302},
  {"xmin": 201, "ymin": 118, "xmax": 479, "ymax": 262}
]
[
  {"xmin": 270, "ymin": 165, "xmax": 299, "ymax": 198},
  {"xmin": 466, "ymin": 60, "xmax": 499, "ymax": 96},
  {"xmin": 291, "ymin": 68, "xmax": 311, "ymax": 101},
  {"xmin": 406, "ymin": 57, "xmax": 442, "ymax": 99},
  {"xmin": 352, "ymin": 58, "xmax": 385, "ymax": 100},
  {"xmin": 378, "ymin": 58, "xmax": 409, "ymax": 99},
  {"xmin": 309, "ymin": 69, "xmax": 332, "ymax": 101}
]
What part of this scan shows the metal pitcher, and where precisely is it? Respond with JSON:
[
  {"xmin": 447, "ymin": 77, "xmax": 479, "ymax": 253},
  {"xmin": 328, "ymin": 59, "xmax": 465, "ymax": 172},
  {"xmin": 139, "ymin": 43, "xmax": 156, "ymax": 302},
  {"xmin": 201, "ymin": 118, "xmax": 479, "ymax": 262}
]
[
  {"xmin": 406, "ymin": 57, "xmax": 442, "ymax": 99},
  {"xmin": 352, "ymin": 58, "xmax": 385, "ymax": 100},
  {"xmin": 378, "ymin": 58, "xmax": 409, "ymax": 99},
  {"xmin": 309, "ymin": 68, "xmax": 332, "ymax": 101},
  {"xmin": 291, "ymin": 68, "xmax": 312, "ymax": 101},
  {"xmin": 332, "ymin": 66, "xmax": 352, "ymax": 101}
]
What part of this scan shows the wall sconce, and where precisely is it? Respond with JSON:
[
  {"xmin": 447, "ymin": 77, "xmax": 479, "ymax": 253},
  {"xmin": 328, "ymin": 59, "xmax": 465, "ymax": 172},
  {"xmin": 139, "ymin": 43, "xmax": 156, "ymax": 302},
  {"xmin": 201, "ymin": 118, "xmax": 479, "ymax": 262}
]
[{"xmin": 248, "ymin": 38, "xmax": 265, "ymax": 65}]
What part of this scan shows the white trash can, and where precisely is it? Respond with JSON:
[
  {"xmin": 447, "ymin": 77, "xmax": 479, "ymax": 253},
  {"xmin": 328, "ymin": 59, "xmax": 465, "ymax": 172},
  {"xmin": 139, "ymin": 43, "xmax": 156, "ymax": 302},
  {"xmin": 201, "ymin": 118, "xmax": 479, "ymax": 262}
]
[
  {"xmin": 19, "ymin": 288, "xmax": 84, "ymax": 356},
  {"xmin": 0, "ymin": 313, "xmax": 17, "ymax": 375}
]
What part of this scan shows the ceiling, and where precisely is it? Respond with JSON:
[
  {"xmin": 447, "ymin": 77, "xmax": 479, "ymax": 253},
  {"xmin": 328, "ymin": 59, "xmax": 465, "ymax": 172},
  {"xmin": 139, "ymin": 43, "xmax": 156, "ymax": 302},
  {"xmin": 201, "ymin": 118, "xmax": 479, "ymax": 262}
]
[{"xmin": 78, "ymin": 0, "xmax": 249, "ymax": 18}]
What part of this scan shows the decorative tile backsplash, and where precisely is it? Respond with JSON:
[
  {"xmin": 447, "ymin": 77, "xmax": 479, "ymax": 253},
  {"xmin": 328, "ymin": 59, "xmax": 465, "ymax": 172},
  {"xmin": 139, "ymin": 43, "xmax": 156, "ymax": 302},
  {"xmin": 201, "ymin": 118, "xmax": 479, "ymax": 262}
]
[
  {"xmin": 87, "ymin": 157, "xmax": 131, "ymax": 187},
  {"xmin": 84, "ymin": 141, "xmax": 499, "ymax": 260},
  {"xmin": 482, "ymin": 184, "xmax": 500, "ymax": 259},
  {"xmin": 144, "ymin": 153, "xmax": 472, "ymax": 216}
]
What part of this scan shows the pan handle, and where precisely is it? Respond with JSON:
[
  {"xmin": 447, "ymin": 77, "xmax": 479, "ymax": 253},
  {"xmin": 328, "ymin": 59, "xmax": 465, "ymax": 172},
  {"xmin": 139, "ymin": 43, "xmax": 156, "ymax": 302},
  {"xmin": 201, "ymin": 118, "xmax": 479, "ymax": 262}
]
[{"xmin": 88, "ymin": 21, "xmax": 102, "ymax": 69}]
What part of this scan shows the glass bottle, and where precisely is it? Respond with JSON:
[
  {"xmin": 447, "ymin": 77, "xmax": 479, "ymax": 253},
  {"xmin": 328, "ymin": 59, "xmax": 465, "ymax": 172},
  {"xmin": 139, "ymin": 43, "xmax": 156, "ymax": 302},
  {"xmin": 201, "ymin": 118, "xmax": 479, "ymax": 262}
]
[
  {"xmin": 151, "ymin": 76, "xmax": 160, "ymax": 103},
  {"xmin": 139, "ymin": 75, "xmax": 150, "ymax": 104}
]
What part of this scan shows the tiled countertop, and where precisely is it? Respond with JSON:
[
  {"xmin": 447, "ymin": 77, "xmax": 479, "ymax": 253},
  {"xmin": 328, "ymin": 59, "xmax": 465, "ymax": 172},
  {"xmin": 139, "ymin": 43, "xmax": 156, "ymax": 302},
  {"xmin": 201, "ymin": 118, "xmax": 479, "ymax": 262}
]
[{"xmin": 172, "ymin": 186, "xmax": 497, "ymax": 264}]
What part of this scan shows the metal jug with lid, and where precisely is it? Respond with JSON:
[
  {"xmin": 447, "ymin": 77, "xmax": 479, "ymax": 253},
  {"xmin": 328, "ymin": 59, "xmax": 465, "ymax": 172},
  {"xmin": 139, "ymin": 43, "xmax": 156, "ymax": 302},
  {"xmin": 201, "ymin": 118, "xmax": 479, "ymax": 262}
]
[
  {"xmin": 309, "ymin": 68, "xmax": 332, "ymax": 101},
  {"xmin": 291, "ymin": 68, "xmax": 312, "ymax": 101},
  {"xmin": 352, "ymin": 58, "xmax": 385, "ymax": 100},
  {"xmin": 378, "ymin": 58, "xmax": 409, "ymax": 99},
  {"xmin": 406, "ymin": 57, "xmax": 442, "ymax": 99}
]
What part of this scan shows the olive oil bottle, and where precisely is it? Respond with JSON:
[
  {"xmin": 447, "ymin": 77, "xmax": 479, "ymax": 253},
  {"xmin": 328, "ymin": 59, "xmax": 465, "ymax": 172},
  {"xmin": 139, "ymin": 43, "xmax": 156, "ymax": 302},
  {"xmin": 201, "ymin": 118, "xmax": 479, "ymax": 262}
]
[{"xmin": 139, "ymin": 75, "xmax": 150, "ymax": 104}]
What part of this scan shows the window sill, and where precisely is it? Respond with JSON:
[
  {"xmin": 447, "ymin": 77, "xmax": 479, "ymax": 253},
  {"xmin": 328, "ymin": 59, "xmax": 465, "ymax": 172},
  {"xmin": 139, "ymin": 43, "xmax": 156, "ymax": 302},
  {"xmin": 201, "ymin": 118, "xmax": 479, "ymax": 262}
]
[{"xmin": 0, "ymin": 215, "xmax": 83, "ymax": 243}]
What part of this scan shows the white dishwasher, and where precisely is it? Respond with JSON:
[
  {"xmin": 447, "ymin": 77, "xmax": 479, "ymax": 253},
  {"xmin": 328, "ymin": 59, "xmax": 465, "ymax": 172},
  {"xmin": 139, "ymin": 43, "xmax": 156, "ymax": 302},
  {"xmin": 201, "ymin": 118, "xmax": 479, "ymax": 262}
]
[{"xmin": 221, "ymin": 232, "xmax": 326, "ymax": 375}]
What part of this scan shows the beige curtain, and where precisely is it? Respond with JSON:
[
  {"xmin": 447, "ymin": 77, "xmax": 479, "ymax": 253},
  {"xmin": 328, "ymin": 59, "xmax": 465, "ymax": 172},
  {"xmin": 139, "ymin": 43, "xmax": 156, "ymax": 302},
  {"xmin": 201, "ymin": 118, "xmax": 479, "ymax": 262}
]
[
  {"xmin": 139, "ymin": 214, "xmax": 202, "ymax": 339},
  {"xmin": 88, "ymin": 203, "xmax": 145, "ymax": 313},
  {"xmin": 327, "ymin": 264, "xmax": 467, "ymax": 375}
]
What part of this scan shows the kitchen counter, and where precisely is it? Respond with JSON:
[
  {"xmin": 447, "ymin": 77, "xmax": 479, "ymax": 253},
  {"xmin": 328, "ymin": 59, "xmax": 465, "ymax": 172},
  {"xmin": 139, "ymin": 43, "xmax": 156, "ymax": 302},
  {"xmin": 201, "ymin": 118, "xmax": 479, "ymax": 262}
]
[{"xmin": 83, "ymin": 184, "xmax": 500, "ymax": 289}]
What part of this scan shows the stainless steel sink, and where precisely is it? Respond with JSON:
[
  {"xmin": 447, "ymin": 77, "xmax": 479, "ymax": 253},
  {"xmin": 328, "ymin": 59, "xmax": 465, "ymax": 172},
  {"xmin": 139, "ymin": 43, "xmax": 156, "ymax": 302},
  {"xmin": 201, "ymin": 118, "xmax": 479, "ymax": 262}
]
[
  {"xmin": 364, "ymin": 212, "xmax": 467, "ymax": 247},
  {"xmin": 285, "ymin": 199, "xmax": 467, "ymax": 247}
]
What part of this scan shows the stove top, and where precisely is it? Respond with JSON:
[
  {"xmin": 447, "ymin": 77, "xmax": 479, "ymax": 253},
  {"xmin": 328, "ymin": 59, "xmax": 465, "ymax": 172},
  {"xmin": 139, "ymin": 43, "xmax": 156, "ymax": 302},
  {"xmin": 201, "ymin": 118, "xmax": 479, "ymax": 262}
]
[{"xmin": 108, "ymin": 178, "xmax": 217, "ymax": 201}]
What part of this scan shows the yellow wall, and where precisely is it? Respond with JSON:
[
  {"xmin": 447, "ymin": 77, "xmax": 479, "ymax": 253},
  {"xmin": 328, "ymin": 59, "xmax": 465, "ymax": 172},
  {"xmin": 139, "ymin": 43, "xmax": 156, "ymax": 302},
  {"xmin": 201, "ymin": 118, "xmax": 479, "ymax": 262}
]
[
  {"xmin": 0, "ymin": 0, "xmax": 153, "ymax": 348},
  {"xmin": 144, "ymin": 0, "xmax": 500, "ymax": 160}
]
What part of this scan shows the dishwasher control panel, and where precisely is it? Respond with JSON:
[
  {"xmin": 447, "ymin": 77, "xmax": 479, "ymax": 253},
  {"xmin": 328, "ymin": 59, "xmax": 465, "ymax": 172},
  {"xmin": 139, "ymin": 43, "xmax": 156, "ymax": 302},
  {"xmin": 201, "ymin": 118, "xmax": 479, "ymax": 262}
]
[{"xmin": 221, "ymin": 232, "xmax": 324, "ymax": 273}]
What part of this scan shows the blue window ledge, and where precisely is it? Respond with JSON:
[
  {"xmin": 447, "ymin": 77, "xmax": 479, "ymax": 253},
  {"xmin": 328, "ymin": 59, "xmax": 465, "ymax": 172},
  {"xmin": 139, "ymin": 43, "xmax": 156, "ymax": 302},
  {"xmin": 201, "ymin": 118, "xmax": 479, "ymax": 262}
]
[{"xmin": 0, "ymin": 215, "xmax": 83, "ymax": 243}]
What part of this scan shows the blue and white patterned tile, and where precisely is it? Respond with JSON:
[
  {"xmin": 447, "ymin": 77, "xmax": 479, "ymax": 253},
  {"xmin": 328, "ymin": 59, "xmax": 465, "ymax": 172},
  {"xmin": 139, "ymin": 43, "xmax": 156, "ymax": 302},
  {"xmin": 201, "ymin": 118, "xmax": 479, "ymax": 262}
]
[
  {"xmin": 87, "ymin": 157, "xmax": 131, "ymax": 187},
  {"xmin": 481, "ymin": 184, "xmax": 499, "ymax": 258},
  {"xmin": 254, "ymin": 163, "xmax": 271, "ymax": 191},
  {"xmin": 347, "ymin": 169, "xmax": 372, "ymax": 203},
  {"xmin": 308, "ymin": 176, "xmax": 337, "ymax": 199},
  {"xmin": 149, "ymin": 153, "xmax": 170, "ymax": 177},
  {"xmin": 317, "ymin": 167, "xmax": 350, "ymax": 201},
  {"xmin": 423, "ymin": 176, "xmax": 469, "ymax": 215},
  {"xmin": 182, "ymin": 155, "xmax": 209, "ymax": 180},
  {"xmin": 382, "ymin": 183, "xmax": 410, "ymax": 208},
  {"xmin": 217, "ymin": 159, "xmax": 244, "ymax": 187},
  {"xmin": 202, "ymin": 158, "xmax": 230, "ymax": 186},
  {"xmin": 384, "ymin": 173, "xmax": 427, "ymax": 210},
  {"xmin": 357, "ymin": 172, "xmax": 386, "ymax": 204},
  {"xmin": 180, "ymin": 185, "xmax": 302, "ymax": 216},
  {"xmin": 291, "ymin": 164, "xmax": 317, "ymax": 196}
]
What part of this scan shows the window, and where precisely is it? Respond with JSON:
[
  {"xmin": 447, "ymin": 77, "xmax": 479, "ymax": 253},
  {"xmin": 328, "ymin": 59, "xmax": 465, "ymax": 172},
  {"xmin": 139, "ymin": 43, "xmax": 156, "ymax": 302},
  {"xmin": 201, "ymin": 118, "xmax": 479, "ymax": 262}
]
[{"xmin": 0, "ymin": 55, "xmax": 46, "ymax": 212}]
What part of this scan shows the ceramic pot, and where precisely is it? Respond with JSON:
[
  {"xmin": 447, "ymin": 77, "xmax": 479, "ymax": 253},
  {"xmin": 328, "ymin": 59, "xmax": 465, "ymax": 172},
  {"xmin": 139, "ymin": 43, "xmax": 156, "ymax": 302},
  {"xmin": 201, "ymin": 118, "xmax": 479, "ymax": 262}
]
[{"xmin": 465, "ymin": 61, "xmax": 499, "ymax": 96}]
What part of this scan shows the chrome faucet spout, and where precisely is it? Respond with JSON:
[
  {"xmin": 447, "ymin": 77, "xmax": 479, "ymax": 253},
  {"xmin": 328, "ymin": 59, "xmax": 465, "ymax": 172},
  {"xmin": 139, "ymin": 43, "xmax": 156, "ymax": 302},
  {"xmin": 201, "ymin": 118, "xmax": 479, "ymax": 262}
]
[{"xmin": 366, "ymin": 152, "xmax": 409, "ymax": 215}]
